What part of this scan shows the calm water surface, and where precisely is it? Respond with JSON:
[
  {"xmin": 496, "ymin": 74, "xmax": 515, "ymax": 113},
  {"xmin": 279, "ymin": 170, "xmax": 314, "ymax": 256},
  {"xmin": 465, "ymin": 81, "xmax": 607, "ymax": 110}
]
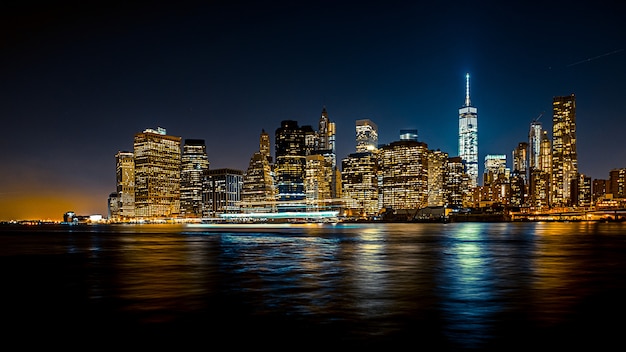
[{"xmin": 1, "ymin": 222, "xmax": 625, "ymax": 350}]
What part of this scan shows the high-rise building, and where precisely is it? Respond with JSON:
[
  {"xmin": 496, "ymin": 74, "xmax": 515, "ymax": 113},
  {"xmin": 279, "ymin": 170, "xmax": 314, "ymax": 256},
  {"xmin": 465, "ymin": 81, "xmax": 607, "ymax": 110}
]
[
  {"xmin": 608, "ymin": 168, "xmax": 626, "ymax": 199},
  {"xmin": 275, "ymin": 120, "xmax": 306, "ymax": 205},
  {"xmin": 241, "ymin": 130, "xmax": 276, "ymax": 213},
  {"xmin": 133, "ymin": 127, "xmax": 181, "ymax": 219},
  {"xmin": 114, "ymin": 151, "xmax": 135, "ymax": 220},
  {"xmin": 458, "ymin": 73, "xmax": 478, "ymax": 188},
  {"xmin": 204, "ymin": 168, "xmax": 243, "ymax": 216},
  {"xmin": 528, "ymin": 120, "xmax": 542, "ymax": 172},
  {"xmin": 305, "ymin": 154, "xmax": 333, "ymax": 210},
  {"xmin": 379, "ymin": 140, "xmax": 429, "ymax": 210},
  {"xmin": 315, "ymin": 107, "xmax": 339, "ymax": 198},
  {"xmin": 341, "ymin": 151, "xmax": 379, "ymax": 217},
  {"xmin": 445, "ymin": 156, "xmax": 469, "ymax": 207},
  {"xmin": 356, "ymin": 119, "xmax": 378, "ymax": 152},
  {"xmin": 427, "ymin": 149, "xmax": 448, "ymax": 207},
  {"xmin": 530, "ymin": 130, "xmax": 552, "ymax": 209},
  {"xmin": 180, "ymin": 139, "xmax": 209, "ymax": 218},
  {"xmin": 551, "ymin": 94, "xmax": 577, "ymax": 206}
]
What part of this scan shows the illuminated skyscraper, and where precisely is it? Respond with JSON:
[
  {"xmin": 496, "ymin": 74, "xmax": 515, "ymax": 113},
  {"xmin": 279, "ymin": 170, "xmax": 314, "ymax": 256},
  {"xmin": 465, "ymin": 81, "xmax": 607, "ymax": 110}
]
[
  {"xmin": 241, "ymin": 130, "xmax": 276, "ymax": 212},
  {"xmin": 446, "ymin": 156, "xmax": 470, "ymax": 207},
  {"xmin": 458, "ymin": 73, "xmax": 478, "ymax": 188},
  {"xmin": 530, "ymin": 130, "xmax": 552, "ymax": 209},
  {"xmin": 205, "ymin": 168, "xmax": 243, "ymax": 216},
  {"xmin": 380, "ymin": 140, "xmax": 429, "ymax": 210},
  {"xmin": 427, "ymin": 149, "xmax": 448, "ymax": 207},
  {"xmin": 551, "ymin": 94, "xmax": 577, "ymax": 206},
  {"xmin": 180, "ymin": 139, "xmax": 209, "ymax": 218},
  {"xmin": 275, "ymin": 120, "xmax": 306, "ymax": 205},
  {"xmin": 528, "ymin": 120, "xmax": 542, "ymax": 172},
  {"xmin": 133, "ymin": 127, "xmax": 182, "ymax": 219},
  {"xmin": 115, "ymin": 151, "xmax": 135, "ymax": 220},
  {"xmin": 341, "ymin": 151, "xmax": 379, "ymax": 218},
  {"xmin": 356, "ymin": 119, "xmax": 378, "ymax": 152}
]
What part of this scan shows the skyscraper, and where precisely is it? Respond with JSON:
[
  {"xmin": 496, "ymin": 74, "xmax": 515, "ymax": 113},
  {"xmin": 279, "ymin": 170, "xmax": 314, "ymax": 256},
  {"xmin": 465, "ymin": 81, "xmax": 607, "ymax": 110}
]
[
  {"xmin": 180, "ymin": 139, "xmax": 209, "ymax": 218},
  {"xmin": 551, "ymin": 94, "xmax": 577, "ymax": 206},
  {"xmin": 241, "ymin": 129, "xmax": 276, "ymax": 213},
  {"xmin": 133, "ymin": 127, "xmax": 182, "ymax": 219},
  {"xmin": 380, "ymin": 140, "xmax": 429, "ymax": 211},
  {"xmin": 275, "ymin": 120, "xmax": 306, "ymax": 204},
  {"xmin": 458, "ymin": 73, "xmax": 478, "ymax": 188},
  {"xmin": 355, "ymin": 119, "xmax": 378, "ymax": 152},
  {"xmin": 115, "ymin": 151, "xmax": 135, "ymax": 220}
]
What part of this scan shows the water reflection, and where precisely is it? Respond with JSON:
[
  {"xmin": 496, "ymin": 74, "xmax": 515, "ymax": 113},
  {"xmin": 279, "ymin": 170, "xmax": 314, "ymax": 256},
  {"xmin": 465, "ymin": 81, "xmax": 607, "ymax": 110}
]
[{"xmin": 2, "ymin": 222, "xmax": 626, "ymax": 348}]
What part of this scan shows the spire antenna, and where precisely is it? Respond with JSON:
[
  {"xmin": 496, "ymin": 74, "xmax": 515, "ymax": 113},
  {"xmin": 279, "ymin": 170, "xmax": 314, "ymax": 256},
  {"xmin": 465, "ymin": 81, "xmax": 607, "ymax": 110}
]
[{"xmin": 465, "ymin": 73, "xmax": 471, "ymax": 106}]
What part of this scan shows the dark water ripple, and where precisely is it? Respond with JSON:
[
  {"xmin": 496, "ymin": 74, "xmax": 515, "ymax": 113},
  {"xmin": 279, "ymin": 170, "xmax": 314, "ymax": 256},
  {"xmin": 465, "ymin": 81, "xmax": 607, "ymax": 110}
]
[{"xmin": 1, "ymin": 222, "xmax": 626, "ymax": 350}]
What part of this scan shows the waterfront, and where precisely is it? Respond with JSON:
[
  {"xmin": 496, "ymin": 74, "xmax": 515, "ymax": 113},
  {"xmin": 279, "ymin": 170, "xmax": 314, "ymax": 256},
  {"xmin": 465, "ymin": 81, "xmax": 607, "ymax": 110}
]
[{"xmin": 1, "ymin": 222, "xmax": 626, "ymax": 350}]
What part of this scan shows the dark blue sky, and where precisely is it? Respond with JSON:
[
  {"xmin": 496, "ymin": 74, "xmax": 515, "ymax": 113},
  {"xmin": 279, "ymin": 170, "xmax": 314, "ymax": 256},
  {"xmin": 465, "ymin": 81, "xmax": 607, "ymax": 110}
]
[{"xmin": 1, "ymin": 1, "xmax": 625, "ymax": 220}]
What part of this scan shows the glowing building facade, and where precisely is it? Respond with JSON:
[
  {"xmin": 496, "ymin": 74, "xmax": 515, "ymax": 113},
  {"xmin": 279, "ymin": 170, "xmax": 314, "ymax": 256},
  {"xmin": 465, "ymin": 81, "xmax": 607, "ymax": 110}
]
[
  {"xmin": 204, "ymin": 168, "xmax": 243, "ymax": 216},
  {"xmin": 551, "ymin": 94, "xmax": 577, "ymax": 206},
  {"xmin": 275, "ymin": 120, "xmax": 306, "ymax": 205},
  {"xmin": 341, "ymin": 152, "xmax": 379, "ymax": 217},
  {"xmin": 241, "ymin": 130, "xmax": 276, "ymax": 213},
  {"xmin": 180, "ymin": 139, "xmax": 209, "ymax": 218},
  {"xmin": 133, "ymin": 127, "xmax": 181, "ymax": 219},
  {"xmin": 356, "ymin": 119, "xmax": 378, "ymax": 152},
  {"xmin": 428, "ymin": 149, "xmax": 448, "ymax": 207},
  {"xmin": 380, "ymin": 140, "xmax": 429, "ymax": 210},
  {"xmin": 115, "ymin": 151, "xmax": 135, "ymax": 220},
  {"xmin": 458, "ymin": 73, "xmax": 478, "ymax": 188}
]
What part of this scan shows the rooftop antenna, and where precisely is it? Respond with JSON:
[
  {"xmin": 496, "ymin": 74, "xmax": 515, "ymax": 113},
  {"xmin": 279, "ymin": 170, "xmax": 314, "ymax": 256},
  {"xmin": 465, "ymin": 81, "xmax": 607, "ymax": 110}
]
[{"xmin": 465, "ymin": 73, "xmax": 471, "ymax": 107}]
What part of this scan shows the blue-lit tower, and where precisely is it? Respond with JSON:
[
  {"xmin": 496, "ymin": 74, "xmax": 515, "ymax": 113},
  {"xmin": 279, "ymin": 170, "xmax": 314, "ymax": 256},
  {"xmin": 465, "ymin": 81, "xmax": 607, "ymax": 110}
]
[{"xmin": 458, "ymin": 73, "xmax": 478, "ymax": 188}]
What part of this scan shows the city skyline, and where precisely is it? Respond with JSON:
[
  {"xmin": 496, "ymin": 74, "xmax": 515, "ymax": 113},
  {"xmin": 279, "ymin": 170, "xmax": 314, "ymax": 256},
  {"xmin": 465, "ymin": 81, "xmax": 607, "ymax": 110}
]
[{"xmin": 1, "ymin": 1, "xmax": 625, "ymax": 220}]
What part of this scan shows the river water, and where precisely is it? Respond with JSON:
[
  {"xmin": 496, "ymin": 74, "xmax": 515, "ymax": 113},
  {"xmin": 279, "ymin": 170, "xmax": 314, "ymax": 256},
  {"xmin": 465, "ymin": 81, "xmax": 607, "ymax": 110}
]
[{"xmin": 1, "ymin": 221, "xmax": 625, "ymax": 350}]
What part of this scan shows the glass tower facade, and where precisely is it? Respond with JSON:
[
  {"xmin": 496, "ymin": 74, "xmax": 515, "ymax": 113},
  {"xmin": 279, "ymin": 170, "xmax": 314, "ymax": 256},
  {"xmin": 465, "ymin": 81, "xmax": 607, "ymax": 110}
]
[
  {"xmin": 551, "ymin": 94, "xmax": 577, "ymax": 206},
  {"xmin": 356, "ymin": 119, "xmax": 378, "ymax": 152},
  {"xmin": 180, "ymin": 139, "xmax": 209, "ymax": 218},
  {"xmin": 115, "ymin": 151, "xmax": 135, "ymax": 220},
  {"xmin": 275, "ymin": 120, "xmax": 306, "ymax": 204},
  {"xmin": 458, "ymin": 73, "xmax": 478, "ymax": 188},
  {"xmin": 133, "ymin": 127, "xmax": 182, "ymax": 219}
]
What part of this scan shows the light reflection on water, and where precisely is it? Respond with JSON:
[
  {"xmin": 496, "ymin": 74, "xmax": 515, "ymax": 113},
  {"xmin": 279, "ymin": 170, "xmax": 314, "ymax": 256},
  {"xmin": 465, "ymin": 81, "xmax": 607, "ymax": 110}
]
[{"xmin": 1, "ymin": 222, "xmax": 626, "ymax": 349}]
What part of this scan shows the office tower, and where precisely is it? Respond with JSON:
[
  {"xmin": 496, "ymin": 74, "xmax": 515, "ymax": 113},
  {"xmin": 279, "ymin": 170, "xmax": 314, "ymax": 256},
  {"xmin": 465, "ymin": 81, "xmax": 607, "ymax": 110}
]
[
  {"xmin": 483, "ymin": 154, "xmax": 508, "ymax": 186},
  {"xmin": 483, "ymin": 154, "xmax": 510, "ymax": 204},
  {"xmin": 528, "ymin": 121, "xmax": 542, "ymax": 172},
  {"xmin": 510, "ymin": 142, "xmax": 528, "ymax": 206},
  {"xmin": 341, "ymin": 151, "xmax": 379, "ymax": 217},
  {"xmin": 459, "ymin": 73, "xmax": 478, "ymax": 188},
  {"xmin": 356, "ymin": 119, "xmax": 378, "ymax": 152},
  {"xmin": 445, "ymin": 156, "xmax": 469, "ymax": 207},
  {"xmin": 317, "ymin": 107, "xmax": 336, "ymax": 163},
  {"xmin": 316, "ymin": 107, "xmax": 339, "ymax": 198},
  {"xmin": 512, "ymin": 142, "xmax": 528, "ymax": 184},
  {"xmin": 551, "ymin": 94, "xmax": 577, "ymax": 206},
  {"xmin": 302, "ymin": 124, "xmax": 317, "ymax": 156},
  {"xmin": 400, "ymin": 129, "xmax": 418, "ymax": 142},
  {"xmin": 204, "ymin": 168, "xmax": 243, "ymax": 216},
  {"xmin": 180, "ymin": 139, "xmax": 209, "ymax": 218},
  {"xmin": 133, "ymin": 127, "xmax": 181, "ymax": 219},
  {"xmin": 428, "ymin": 149, "xmax": 448, "ymax": 207},
  {"xmin": 571, "ymin": 173, "xmax": 591, "ymax": 207},
  {"xmin": 275, "ymin": 120, "xmax": 306, "ymax": 205},
  {"xmin": 241, "ymin": 130, "xmax": 276, "ymax": 213},
  {"xmin": 115, "ymin": 151, "xmax": 135, "ymax": 220},
  {"xmin": 379, "ymin": 140, "xmax": 429, "ymax": 210},
  {"xmin": 530, "ymin": 130, "xmax": 552, "ymax": 209},
  {"xmin": 305, "ymin": 154, "xmax": 333, "ymax": 210}
]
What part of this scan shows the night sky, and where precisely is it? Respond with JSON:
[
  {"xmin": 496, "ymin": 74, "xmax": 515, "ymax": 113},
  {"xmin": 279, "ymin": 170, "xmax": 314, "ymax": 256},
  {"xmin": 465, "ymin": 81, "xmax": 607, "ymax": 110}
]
[{"xmin": 1, "ymin": 1, "xmax": 624, "ymax": 220}]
